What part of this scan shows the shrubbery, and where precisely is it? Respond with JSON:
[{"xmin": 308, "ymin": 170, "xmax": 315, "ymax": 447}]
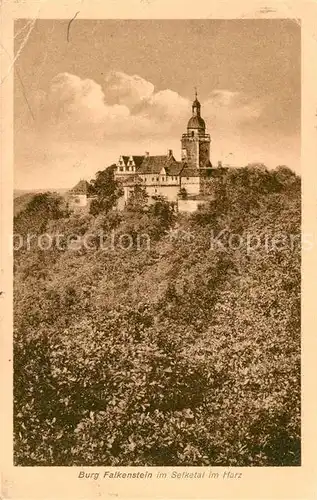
[{"xmin": 14, "ymin": 165, "xmax": 301, "ymax": 466}]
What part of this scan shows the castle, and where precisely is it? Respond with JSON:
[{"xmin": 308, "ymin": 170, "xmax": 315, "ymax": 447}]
[
  {"xmin": 68, "ymin": 92, "xmax": 219, "ymax": 212},
  {"xmin": 114, "ymin": 92, "xmax": 212, "ymax": 211}
]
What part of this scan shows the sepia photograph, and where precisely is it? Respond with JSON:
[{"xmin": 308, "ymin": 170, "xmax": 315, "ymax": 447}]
[{"xmin": 12, "ymin": 18, "xmax": 301, "ymax": 468}]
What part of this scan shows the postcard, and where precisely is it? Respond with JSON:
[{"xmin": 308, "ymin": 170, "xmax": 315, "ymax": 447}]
[{"xmin": 1, "ymin": 1, "xmax": 317, "ymax": 499}]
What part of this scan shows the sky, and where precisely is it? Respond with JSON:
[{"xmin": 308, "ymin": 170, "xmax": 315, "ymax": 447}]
[{"xmin": 14, "ymin": 19, "xmax": 300, "ymax": 190}]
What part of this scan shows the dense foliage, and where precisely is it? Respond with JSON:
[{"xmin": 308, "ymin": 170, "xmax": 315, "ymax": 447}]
[
  {"xmin": 14, "ymin": 165, "xmax": 301, "ymax": 466},
  {"xmin": 88, "ymin": 166, "xmax": 123, "ymax": 215}
]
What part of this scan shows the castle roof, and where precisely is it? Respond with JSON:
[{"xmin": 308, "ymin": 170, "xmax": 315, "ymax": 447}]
[
  {"xmin": 121, "ymin": 155, "xmax": 145, "ymax": 167},
  {"xmin": 187, "ymin": 115, "xmax": 206, "ymax": 130},
  {"xmin": 165, "ymin": 162, "xmax": 184, "ymax": 176},
  {"xmin": 116, "ymin": 155, "xmax": 202, "ymax": 178},
  {"xmin": 121, "ymin": 155, "xmax": 129, "ymax": 164},
  {"xmin": 68, "ymin": 179, "xmax": 90, "ymax": 195},
  {"xmin": 132, "ymin": 156, "xmax": 145, "ymax": 167},
  {"xmin": 138, "ymin": 155, "xmax": 176, "ymax": 174}
]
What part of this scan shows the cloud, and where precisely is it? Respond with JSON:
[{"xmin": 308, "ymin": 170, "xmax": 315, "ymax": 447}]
[
  {"xmin": 104, "ymin": 71, "xmax": 155, "ymax": 109},
  {"xmin": 42, "ymin": 73, "xmax": 130, "ymax": 127},
  {"xmin": 203, "ymin": 90, "xmax": 263, "ymax": 129},
  {"xmin": 141, "ymin": 89, "xmax": 189, "ymax": 120},
  {"xmin": 16, "ymin": 71, "xmax": 283, "ymax": 190},
  {"xmin": 31, "ymin": 72, "xmax": 263, "ymax": 140}
]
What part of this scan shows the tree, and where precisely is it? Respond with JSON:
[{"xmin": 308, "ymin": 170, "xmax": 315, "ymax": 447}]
[
  {"xmin": 13, "ymin": 165, "xmax": 301, "ymax": 467},
  {"xmin": 125, "ymin": 184, "xmax": 149, "ymax": 212},
  {"xmin": 14, "ymin": 192, "xmax": 68, "ymax": 236},
  {"xmin": 274, "ymin": 165, "xmax": 297, "ymax": 187},
  {"xmin": 148, "ymin": 195, "xmax": 176, "ymax": 233},
  {"xmin": 89, "ymin": 166, "xmax": 123, "ymax": 215}
]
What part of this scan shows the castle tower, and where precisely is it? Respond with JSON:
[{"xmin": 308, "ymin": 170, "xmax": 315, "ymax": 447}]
[{"xmin": 181, "ymin": 90, "xmax": 211, "ymax": 168}]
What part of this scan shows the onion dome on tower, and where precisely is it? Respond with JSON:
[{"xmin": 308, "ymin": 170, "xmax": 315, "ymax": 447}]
[
  {"xmin": 181, "ymin": 88, "xmax": 211, "ymax": 168},
  {"xmin": 187, "ymin": 89, "xmax": 206, "ymax": 134}
]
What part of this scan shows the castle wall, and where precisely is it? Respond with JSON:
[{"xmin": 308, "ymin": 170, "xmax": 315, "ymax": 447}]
[
  {"xmin": 177, "ymin": 199, "xmax": 208, "ymax": 213},
  {"xmin": 180, "ymin": 176, "xmax": 200, "ymax": 195},
  {"xmin": 116, "ymin": 195, "xmax": 126, "ymax": 211},
  {"xmin": 115, "ymin": 170, "xmax": 136, "ymax": 178},
  {"xmin": 67, "ymin": 195, "xmax": 98, "ymax": 213},
  {"xmin": 140, "ymin": 174, "xmax": 180, "ymax": 186},
  {"xmin": 145, "ymin": 185, "xmax": 180, "ymax": 202},
  {"xmin": 68, "ymin": 194, "xmax": 88, "ymax": 209}
]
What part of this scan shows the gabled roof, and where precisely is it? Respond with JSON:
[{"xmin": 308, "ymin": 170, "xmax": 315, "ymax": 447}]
[
  {"xmin": 165, "ymin": 161, "xmax": 184, "ymax": 176},
  {"xmin": 68, "ymin": 180, "xmax": 90, "ymax": 195},
  {"xmin": 116, "ymin": 154, "xmax": 209, "ymax": 178},
  {"xmin": 121, "ymin": 156, "xmax": 129, "ymax": 165},
  {"xmin": 138, "ymin": 155, "xmax": 176, "ymax": 174},
  {"xmin": 120, "ymin": 155, "xmax": 145, "ymax": 167},
  {"xmin": 132, "ymin": 156, "xmax": 145, "ymax": 168}
]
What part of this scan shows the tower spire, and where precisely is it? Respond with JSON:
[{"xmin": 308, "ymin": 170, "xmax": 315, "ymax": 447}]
[{"xmin": 192, "ymin": 88, "xmax": 201, "ymax": 117}]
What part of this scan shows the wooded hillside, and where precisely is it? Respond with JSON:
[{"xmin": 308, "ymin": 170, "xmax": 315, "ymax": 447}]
[{"xmin": 13, "ymin": 165, "xmax": 301, "ymax": 466}]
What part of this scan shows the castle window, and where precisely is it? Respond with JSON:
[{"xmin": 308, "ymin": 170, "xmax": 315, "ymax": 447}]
[
  {"xmin": 152, "ymin": 177, "xmax": 154, "ymax": 181},
  {"xmin": 187, "ymin": 177, "xmax": 189, "ymax": 180},
  {"xmin": 191, "ymin": 131, "xmax": 194, "ymax": 137},
  {"xmin": 119, "ymin": 167, "xmax": 124, "ymax": 172},
  {"xmin": 156, "ymin": 177, "xmax": 159, "ymax": 181},
  {"xmin": 126, "ymin": 166, "xmax": 130, "ymax": 172}
]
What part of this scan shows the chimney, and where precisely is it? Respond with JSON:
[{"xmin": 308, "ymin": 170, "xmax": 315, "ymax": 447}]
[
  {"xmin": 168, "ymin": 149, "xmax": 173, "ymax": 157},
  {"xmin": 145, "ymin": 151, "xmax": 149, "ymax": 157},
  {"xmin": 218, "ymin": 160, "xmax": 223, "ymax": 168}
]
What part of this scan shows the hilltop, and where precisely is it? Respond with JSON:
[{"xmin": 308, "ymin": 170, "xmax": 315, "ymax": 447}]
[
  {"xmin": 14, "ymin": 189, "xmax": 70, "ymax": 216},
  {"xmin": 13, "ymin": 164, "xmax": 301, "ymax": 466}
]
